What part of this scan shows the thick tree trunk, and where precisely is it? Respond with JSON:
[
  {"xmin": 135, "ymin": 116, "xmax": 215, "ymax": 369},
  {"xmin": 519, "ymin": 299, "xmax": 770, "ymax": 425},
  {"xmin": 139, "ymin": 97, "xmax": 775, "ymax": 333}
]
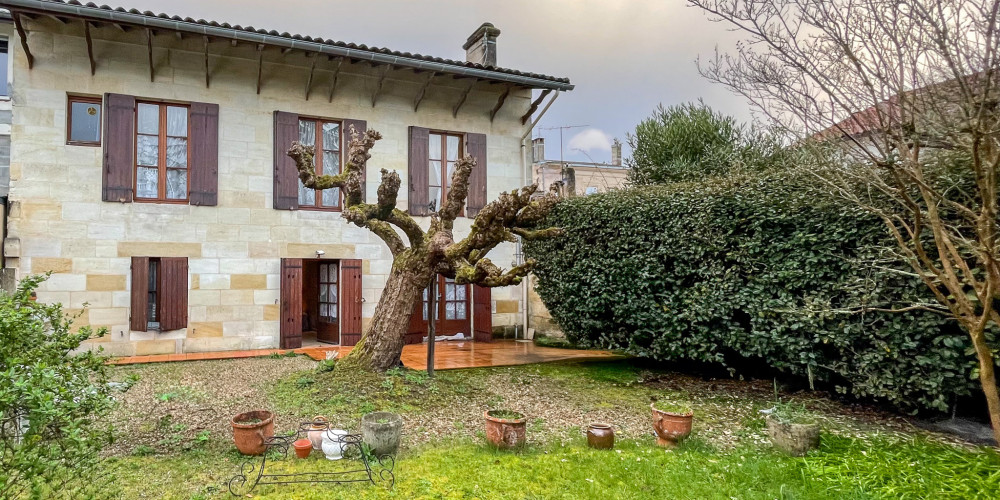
[
  {"xmin": 968, "ymin": 323, "xmax": 1000, "ymax": 445},
  {"xmin": 340, "ymin": 265, "xmax": 426, "ymax": 372}
]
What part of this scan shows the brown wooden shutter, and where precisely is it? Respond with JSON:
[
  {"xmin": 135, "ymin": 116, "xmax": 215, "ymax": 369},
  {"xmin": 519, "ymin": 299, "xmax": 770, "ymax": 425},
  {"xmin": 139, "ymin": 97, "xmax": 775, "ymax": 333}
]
[
  {"xmin": 273, "ymin": 111, "xmax": 300, "ymax": 210},
  {"xmin": 465, "ymin": 133, "xmax": 488, "ymax": 217},
  {"xmin": 405, "ymin": 289, "xmax": 427, "ymax": 345},
  {"xmin": 473, "ymin": 285, "xmax": 492, "ymax": 342},
  {"xmin": 130, "ymin": 256, "xmax": 149, "ymax": 332},
  {"xmin": 279, "ymin": 258, "xmax": 303, "ymax": 349},
  {"xmin": 340, "ymin": 259, "xmax": 363, "ymax": 346},
  {"xmin": 342, "ymin": 119, "xmax": 367, "ymax": 203},
  {"xmin": 159, "ymin": 257, "xmax": 188, "ymax": 331},
  {"xmin": 102, "ymin": 93, "xmax": 135, "ymax": 202},
  {"xmin": 188, "ymin": 102, "xmax": 219, "ymax": 206},
  {"xmin": 408, "ymin": 126, "xmax": 430, "ymax": 216}
]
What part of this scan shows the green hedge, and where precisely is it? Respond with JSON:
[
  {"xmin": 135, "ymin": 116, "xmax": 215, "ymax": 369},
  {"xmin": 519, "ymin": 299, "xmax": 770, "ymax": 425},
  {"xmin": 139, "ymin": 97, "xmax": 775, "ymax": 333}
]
[{"xmin": 524, "ymin": 174, "xmax": 986, "ymax": 412}]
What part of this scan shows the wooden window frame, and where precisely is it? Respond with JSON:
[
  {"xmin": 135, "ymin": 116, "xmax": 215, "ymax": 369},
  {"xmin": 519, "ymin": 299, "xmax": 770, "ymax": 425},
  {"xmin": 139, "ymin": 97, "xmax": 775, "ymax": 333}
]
[
  {"xmin": 428, "ymin": 131, "xmax": 464, "ymax": 214},
  {"xmin": 298, "ymin": 117, "xmax": 344, "ymax": 212},
  {"xmin": 66, "ymin": 95, "xmax": 102, "ymax": 146},
  {"xmin": 134, "ymin": 101, "xmax": 191, "ymax": 204},
  {"xmin": 318, "ymin": 261, "xmax": 339, "ymax": 322}
]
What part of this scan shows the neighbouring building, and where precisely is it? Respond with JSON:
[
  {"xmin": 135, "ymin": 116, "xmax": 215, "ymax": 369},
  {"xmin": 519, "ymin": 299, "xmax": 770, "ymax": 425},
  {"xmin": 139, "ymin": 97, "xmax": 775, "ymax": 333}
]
[
  {"xmin": 0, "ymin": 1, "xmax": 572, "ymax": 356},
  {"xmin": 531, "ymin": 137, "xmax": 627, "ymax": 196}
]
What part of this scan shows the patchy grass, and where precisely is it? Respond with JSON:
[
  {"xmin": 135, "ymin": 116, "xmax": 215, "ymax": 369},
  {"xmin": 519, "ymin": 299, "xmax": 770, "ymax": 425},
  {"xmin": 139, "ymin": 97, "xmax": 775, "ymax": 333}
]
[{"xmin": 96, "ymin": 358, "xmax": 999, "ymax": 499}]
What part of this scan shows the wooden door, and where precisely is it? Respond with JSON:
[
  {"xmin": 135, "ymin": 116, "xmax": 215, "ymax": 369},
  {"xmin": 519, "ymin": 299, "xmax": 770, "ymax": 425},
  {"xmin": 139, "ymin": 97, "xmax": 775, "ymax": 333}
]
[
  {"xmin": 419, "ymin": 276, "xmax": 470, "ymax": 337},
  {"xmin": 279, "ymin": 258, "xmax": 303, "ymax": 349},
  {"xmin": 473, "ymin": 285, "xmax": 492, "ymax": 342},
  {"xmin": 316, "ymin": 261, "xmax": 340, "ymax": 344},
  {"xmin": 340, "ymin": 259, "xmax": 363, "ymax": 346}
]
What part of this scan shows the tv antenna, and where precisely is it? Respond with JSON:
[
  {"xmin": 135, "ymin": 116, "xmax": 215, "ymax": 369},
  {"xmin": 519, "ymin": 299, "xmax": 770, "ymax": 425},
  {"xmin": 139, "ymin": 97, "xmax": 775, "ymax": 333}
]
[{"xmin": 538, "ymin": 124, "xmax": 589, "ymax": 163}]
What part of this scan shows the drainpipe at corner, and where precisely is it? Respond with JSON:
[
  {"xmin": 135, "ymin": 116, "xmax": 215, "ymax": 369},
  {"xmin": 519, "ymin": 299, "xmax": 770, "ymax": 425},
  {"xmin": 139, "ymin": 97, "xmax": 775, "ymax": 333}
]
[{"xmin": 518, "ymin": 90, "xmax": 560, "ymax": 341}]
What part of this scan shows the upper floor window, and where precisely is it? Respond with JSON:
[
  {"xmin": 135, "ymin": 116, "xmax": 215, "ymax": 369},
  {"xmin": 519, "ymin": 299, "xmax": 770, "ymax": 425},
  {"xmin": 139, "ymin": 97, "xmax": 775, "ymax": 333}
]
[
  {"xmin": 135, "ymin": 102, "xmax": 189, "ymax": 202},
  {"xmin": 297, "ymin": 118, "xmax": 342, "ymax": 210},
  {"xmin": 0, "ymin": 39, "xmax": 8, "ymax": 97},
  {"xmin": 67, "ymin": 95, "xmax": 102, "ymax": 146},
  {"xmin": 428, "ymin": 132, "xmax": 462, "ymax": 212}
]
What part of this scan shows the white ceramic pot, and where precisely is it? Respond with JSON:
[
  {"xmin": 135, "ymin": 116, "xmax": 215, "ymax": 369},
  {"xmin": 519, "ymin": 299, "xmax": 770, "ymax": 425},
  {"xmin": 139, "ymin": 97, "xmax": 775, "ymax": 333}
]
[{"xmin": 321, "ymin": 429, "xmax": 348, "ymax": 460}]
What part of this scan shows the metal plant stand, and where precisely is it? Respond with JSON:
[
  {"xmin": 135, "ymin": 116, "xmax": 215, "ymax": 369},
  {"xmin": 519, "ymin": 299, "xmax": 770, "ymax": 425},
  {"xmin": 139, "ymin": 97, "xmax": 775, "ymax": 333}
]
[{"xmin": 227, "ymin": 420, "xmax": 395, "ymax": 496}]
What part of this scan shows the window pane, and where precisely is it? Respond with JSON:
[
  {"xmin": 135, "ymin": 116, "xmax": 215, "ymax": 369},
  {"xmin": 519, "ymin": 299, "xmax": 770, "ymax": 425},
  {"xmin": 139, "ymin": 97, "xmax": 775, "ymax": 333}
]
[
  {"xmin": 330, "ymin": 266, "xmax": 338, "ymax": 283},
  {"xmin": 298, "ymin": 179, "xmax": 315, "ymax": 206},
  {"xmin": 322, "ymin": 122, "xmax": 340, "ymax": 151},
  {"xmin": 322, "ymin": 150, "xmax": 339, "ymax": 175},
  {"xmin": 456, "ymin": 302, "xmax": 467, "ymax": 320},
  {"xmin": 137, "ymin": 135, "xmax": 158, "ymax": 166},
  {"xmin": 166, "ymin": 169, "xmax": 187, "ymax": 199},
  {"xmin": 167, "ymin": 137, "xmax": 187, "ymax": 168},
  {"xmin": 136, "ymin": 166, "xmax": 158, "ymax": 198},
  {"xmin": 446, "ymin": 135, "xmax": 459, "ymax": 161},
  {"xmin": 329, "ymin": 285, "xmax": 338, "ymax": 302},
  {"xmin": 428, "ymin": 134, "xmax": 441, "ymax": 160},
  {"xmin": 321, "ymin": 187, "xmax": 340, "ymax": 207},
  {"xmin": 320, "ymin": 304, "xmax": 328, "ymax": 317},
  {"xmin": 422, "ymin": 302, "xmax": 428, "ymax": 320},
  {"xmin": 446, "ymin": 284, "xmax": 455, "ymax": 301},
  {"xmin": 445, "ymin": 302, "xmax": 456, "ymax": 320},
  {"xmin": 298, "ymin": 120, "xmax": 315, "ymax": 147},
  {"xmin": 137, "ymin": 103, "xmax": 159, "ymax": 134},
  {"xmin": 69, "ymin": 100, "xmax": 101, "ymax": 143},
  {"xmin": 428, "ymin": 186, "xmax": 442, "ymax": 212},
  {"xmin": 446, "ymin": 161, "xmax": 456, "ymax": 187},
  {"xmin": 0, "ymin": 40, "xmax": 8, "ymax": 96},
  {"xmin": 428, "ymin": 160, "xmax": 442, "ymax": 185},
  {"xmin": 330, "ymin": 304, "xmax": 337, "ymax": 319},
  {"xmin": 319, "ymin": 284, "xmax": 328, "ymax": 302},
  {"xmin": 166, "ymin": 106, "xmax": 187, "ymax": 137},
  {"xmin": 456, "ymin": 285, "xmax": 466, "ymax": 301}
]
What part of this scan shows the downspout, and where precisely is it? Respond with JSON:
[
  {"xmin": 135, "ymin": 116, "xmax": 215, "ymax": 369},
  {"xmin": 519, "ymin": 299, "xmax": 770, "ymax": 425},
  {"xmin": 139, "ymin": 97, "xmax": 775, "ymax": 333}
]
[{"xmin": 518, "ymin": 90, "xmax": 560, "ymax": 340}]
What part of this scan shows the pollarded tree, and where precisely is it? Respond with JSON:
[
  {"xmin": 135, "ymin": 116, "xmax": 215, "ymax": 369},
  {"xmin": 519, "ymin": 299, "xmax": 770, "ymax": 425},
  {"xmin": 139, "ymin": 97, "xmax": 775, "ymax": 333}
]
[
  {"xmin": 288, "ymin": 127, "xmax": 560, "ymax": 371},
  {"xmin": 689, "ymin": 0, "xmax": 1000, "ymax": 441}
]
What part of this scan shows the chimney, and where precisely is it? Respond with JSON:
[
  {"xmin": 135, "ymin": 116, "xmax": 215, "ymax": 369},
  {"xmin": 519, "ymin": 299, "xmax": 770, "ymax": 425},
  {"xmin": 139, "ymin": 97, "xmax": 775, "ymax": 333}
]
[
  {"xmin": 611, "ymin": 138, "xmax": 622, "ymax": 166},
  {"xmin": 463, "ymin": 23, "xmax": 501, "ymax": 67},
  {"xmin": 532, "ymin": 137, "xmax": 545, "ymax": 163}
]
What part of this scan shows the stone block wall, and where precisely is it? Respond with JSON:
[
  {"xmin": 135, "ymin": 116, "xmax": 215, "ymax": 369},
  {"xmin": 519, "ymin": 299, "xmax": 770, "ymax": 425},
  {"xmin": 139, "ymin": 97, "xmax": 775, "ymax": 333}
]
[{"xmin": 3, "ymin": 21, "xmax": 534, "ymax": 355}]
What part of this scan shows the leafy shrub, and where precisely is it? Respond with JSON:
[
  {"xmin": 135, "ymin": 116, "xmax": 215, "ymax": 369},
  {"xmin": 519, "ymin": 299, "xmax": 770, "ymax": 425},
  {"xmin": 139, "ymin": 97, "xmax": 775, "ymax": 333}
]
[
  {"xmin": 0, "ymin": 275, "xmax": 118, "ymax": 498},
  {"xmin": 524, "ymin": 171, "xmax": 988, "ymax": 413}
]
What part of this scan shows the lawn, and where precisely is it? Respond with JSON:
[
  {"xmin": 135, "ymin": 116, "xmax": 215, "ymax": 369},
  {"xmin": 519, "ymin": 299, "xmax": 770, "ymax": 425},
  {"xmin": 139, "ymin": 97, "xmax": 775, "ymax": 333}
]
[{"xmin": 93, "ymin": 355, "xmax": 999, "ymax": 499}]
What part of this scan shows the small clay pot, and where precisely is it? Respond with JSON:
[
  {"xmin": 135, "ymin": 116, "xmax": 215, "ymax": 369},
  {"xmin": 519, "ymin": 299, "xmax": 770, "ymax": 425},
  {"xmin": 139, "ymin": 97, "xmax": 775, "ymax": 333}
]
[
  {"xmin": 484, "ymin": 410, "xmax": 526, "ymax": 449},
  {"xmin": 231, "ymin": 410, "xmax": 275, "ymax": 456},
  {"xmin": 307, "ymin": 416, "xmax": 329, "ymax": 451},
  {"xmin": 587, "ymin": 423, "xmax": 614, "ymax": 449},
  {"xmin": 650, "ymin": 403, "xmax": 693, "ymax": 447},
  {"xmin": 293, "ymin": 438, "xmax": 313, "ymax": 459},
  {"xmin": 766, "ymin": 415, "xmax": 820, "ymax": 456}
]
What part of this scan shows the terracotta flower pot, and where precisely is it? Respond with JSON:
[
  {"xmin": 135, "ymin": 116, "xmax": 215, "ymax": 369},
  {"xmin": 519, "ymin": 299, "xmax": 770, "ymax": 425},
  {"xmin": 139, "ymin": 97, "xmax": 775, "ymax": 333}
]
[
  {"xmin": 766, "ymin": 414, "xmax": 820, "ymax": 456},
  {"xmin": 651, "ymin": 403, "xmax": 693, "ymax": 447},
  {"xmin": 231, "ymin": 410, "xmax": 275, "ymax": 456},
  {"xmin": 484, "ymin": 410, "xmax": 526, "ymax": 449},
  {"xmin": 361, "ymin": 411, "xmax": 403, "ymax": 456},
  {"xmin": 307, "ymin": 416, "xmax": 329, "ymax": 451},
  {"xmin": 587, "ymin": 423, "xmax": 615, "ymax": 449},
  {"xmin": 293, "ymin": 438, "xmax": 313, "ymax": 459}
]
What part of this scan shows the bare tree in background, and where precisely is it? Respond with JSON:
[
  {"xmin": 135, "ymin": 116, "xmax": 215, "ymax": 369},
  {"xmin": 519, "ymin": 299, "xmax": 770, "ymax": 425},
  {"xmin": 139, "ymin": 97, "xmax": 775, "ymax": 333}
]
[
  {"xmin": 687, "ymin": 0, "xmax": 1000, "ymax": 441},
  {"xmin": 289, "ymin": 128, "xmax": 560, "ymax": 372}
]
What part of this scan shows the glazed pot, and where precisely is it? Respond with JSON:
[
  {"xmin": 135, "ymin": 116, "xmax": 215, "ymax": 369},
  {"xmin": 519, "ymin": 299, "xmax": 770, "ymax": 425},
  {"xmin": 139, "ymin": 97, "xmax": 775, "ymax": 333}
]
[
  {"xmin": 766, "ymin": 415, "xmax": 820, "ymax": 456},
  {"xmin": 587, "ymin": 423, "xmax": 615, "ymax": 449},
  {"xmin": 231, "ymin": 410, "xmax": 275, "ymax": 456},
  {"xmin": 484, "ymin": 410, "xmax": 526, "ymax": 449},
  {"xmin": 361, "ymin": 412, "xmax": 403, "ymax": 456},
  {"xmin": 650, "ymin": 403, "xmax": 693, "ymax": 447},
  {"xmin": 293, "ymin": 438, "xmax": 313, "ymax": 459},
  {"xmin": 307, "ymin": 416, "xmax": 329, "ymax": 450},
  {"xmin": 322, "ymin": 429, "xmax": 349, "ymax": 460}
]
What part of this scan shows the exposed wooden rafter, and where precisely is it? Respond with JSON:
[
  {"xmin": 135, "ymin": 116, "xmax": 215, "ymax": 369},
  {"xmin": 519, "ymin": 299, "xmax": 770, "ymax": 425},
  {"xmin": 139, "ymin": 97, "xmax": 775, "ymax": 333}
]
[
  {"xmin": 521, "ymin": 89, "xmax": 552, "ymax": 125},
  {"xmin": 413, "ymin": 72, "xmax": 437, "ymax": 112},
  {"xmin": 111, "ymin": 22, "xmax": 129, "ymax": 33},
  {"xmin": 452, "ymin": 79, "xmax": 477, "ymax": 118},
  {"xmin": 489, "ymin": 85, "xmax": 513, "ymax": 123},
  {"xmin": 146, "ymin": 28, "xmax": 154, "ymax": 82},
  {"xmin": 47, "ymin": 14, "xmax": 67, "ymax": 24},
  {"xmin": 84, "ymin": 21, "xmax": 95, "ymax": 75},
  {"xmin": 255, "ymin": 44, "xmax": 264, "ymax": 94},
  {"xmin": 327, "ymin": 57, "xmax": 343, "ymax": 103},
  {"xmin": 203, "ymin": 36, "xmax": 211, "ymax": 88},
  {"xmin": 370, "ymin": 65, "xmax": 391, "ymax": 108},
  {"xmin": 304, "ymin": 54, "xmax": 317, "ymax": 101},
  {"xmin": 12, "ymin": 13, "xmax": 34, "ymax": 70}
]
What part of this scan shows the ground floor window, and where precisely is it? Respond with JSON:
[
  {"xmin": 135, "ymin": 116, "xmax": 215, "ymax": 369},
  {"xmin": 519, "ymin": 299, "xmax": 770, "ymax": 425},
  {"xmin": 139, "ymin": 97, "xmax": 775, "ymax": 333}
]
[{"xmin": 130, "ymin": 256, "xmax": 188, "ymax": 332}]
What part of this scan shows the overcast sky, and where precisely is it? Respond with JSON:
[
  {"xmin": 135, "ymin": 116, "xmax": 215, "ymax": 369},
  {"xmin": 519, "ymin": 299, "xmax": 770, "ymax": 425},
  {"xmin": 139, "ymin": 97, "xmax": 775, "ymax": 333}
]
[{"xmin": 120, "ymin": 0, "xmax": 753, "ymax": 164}]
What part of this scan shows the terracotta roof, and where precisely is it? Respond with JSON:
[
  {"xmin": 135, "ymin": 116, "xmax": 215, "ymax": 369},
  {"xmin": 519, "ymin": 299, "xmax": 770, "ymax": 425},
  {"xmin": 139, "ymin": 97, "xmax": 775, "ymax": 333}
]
[{"xmin": 0, "ymin": 0, "xmax": 573, "ymax": 90}]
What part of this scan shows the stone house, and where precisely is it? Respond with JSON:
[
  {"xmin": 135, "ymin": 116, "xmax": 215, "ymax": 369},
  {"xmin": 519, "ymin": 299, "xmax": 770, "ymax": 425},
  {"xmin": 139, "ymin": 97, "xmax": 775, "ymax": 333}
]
[
  {"xmin": 531, "ymin": 137, "xmax": 627, "ymax": 197},
  {"xmin": 0, "ymin": 1, "xmax": 571, "ymax": 356}
]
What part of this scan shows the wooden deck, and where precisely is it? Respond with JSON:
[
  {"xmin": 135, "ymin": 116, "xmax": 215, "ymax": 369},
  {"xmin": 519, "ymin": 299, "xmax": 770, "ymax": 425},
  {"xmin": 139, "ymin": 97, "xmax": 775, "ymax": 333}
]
[{"xmin": 108, "ymin": 340, "xmax": 624, "ymax": 370}]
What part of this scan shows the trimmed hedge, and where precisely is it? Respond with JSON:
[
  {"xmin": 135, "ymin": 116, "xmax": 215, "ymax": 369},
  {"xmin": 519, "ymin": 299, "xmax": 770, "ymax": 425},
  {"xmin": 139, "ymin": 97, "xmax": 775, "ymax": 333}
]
[{"xmin": 524, "ymin": 173, "xmax": 988, "ymax": 412}]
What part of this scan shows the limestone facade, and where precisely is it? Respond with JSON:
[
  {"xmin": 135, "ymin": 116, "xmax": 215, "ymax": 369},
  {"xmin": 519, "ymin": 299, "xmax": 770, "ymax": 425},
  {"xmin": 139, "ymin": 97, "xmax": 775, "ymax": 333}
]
[{"xmin": 2, "ymin": 18, "xmax": 540, "ymax": 356}]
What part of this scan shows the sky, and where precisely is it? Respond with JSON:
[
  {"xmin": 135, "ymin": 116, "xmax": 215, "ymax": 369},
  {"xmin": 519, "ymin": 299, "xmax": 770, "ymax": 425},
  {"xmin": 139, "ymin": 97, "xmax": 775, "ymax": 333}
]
[{"xmin": 117, "ymin": 0, "xmax": 754, "ymax": 164}]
